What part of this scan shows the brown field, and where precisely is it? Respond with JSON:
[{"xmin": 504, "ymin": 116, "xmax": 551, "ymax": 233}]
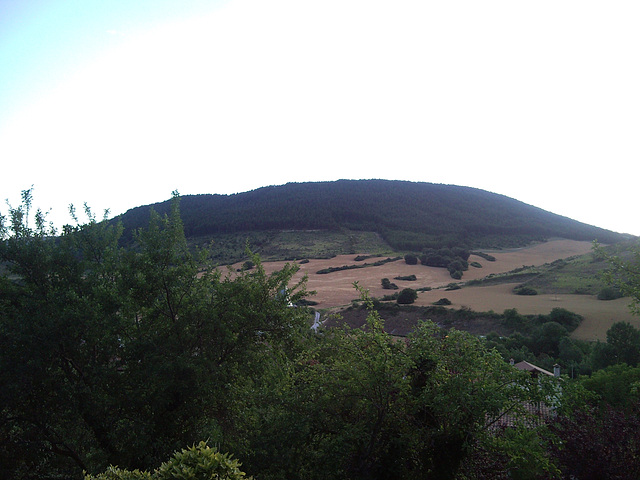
[{"xmin": 238, "ymin": 239, "xmax": 637, "ymax": 341}]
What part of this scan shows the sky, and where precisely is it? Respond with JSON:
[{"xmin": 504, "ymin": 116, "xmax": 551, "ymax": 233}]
[{"xmin": 1, "ymin": 0, "xmax": 639, "ymax": 235}]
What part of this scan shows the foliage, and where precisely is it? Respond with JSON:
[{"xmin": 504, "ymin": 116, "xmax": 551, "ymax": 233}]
[
  {"xmin": 394, "ymin": 274, "xmax": 416, "ymax": 281},
  {"xmin": 85, "ymin": 442, "xmax": 251, "ymax": 480},
  {"xmin": 84, "ymin": 466, "xmax": 152, "ymax": 480},
  {"xmin": 513, "ymin": 285, "xmax": 537, "ymax": 296},
  {"xmin": 115, "ymin": 180, "xmax": 626, "ymax": 254},
  {"xmin": 597, "ymin": 286, "xmax": 623, "ymax": 300},
  {"xmin": 433, "ymin": 297, "xmax": 452, "ymax": 306},
  {"xmin": 591, "ymin": 321, "xmax": 640, "ymax": 369},
  {"xmin": 547, "ymin": 404, "xmax": 640, "ymax": 480},
  {"xmin": 316, "ymin": 257, "xmax": 400, "ymax": 275},
  {"xmin": 0, "ymin": 190, "xmax": 309, "ymax": 478},
  {"xmin": 595, "ymin": 239, "xmax": 640, "ymax": 315},
  {"xmin": 420, "ymin": 247, "xmax": 470, "ymax": 279},
  {"xmin": 487, "ymin": 426, "xmax": 560, "ymax": 480},
  {"xmin": 2, "ymin": 189, "xmax": 638, "ymax": 480},
  {"xmin": 380, "ymin": 277, "xmax": 398, "ymax": 290},
  {"xmin": 471, "ymin": 251, "xmax": 496, "ymax": 262},
  {"xmin": 580, "ymin": 364, "xmax": 640, "ymax": 410},
  {"xmin": 155, "ymin": 442, "xmax": 250, "ymax": 480},
  {"xmin": 481, "ymin": 308, "xmax": 589, "ymax": 374},
  {"xmin": 396, "ymin": 287, "xmax": 417, "ymax": 304},
  {"xmin": 248, "ymin": 288, "xmax": 538, "ymax": 480},
  {"xmin": 241, "ymin": 260, "xmax": 254, "ymax": 270},
  {"xmin": 403, "ymin": 253, "xmax": 418, "ymax": 265}
]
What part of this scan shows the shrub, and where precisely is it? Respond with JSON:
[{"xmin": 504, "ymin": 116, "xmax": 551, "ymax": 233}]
[
  {"xmin": 381, "ymin": 278, "xmax": 399, "ymax": 290},
  {"xmin": 404, "ymin": 253, "xmax": 418, "ymax": 265},
  {"xmin": 394, "ymin": 275, "xmax": 417, "ymax": 281},
  {"xmin": 472, "ymin": 251, "xmax": 496, "ymax": 262},
  {"xmin": 598, "ymin": 286, "xmax": 624, "ymax": 301},
  {"xmin": 86, "ymin": 442, "xmax": 251, "ymax": 480},
  {"xmin": 156, "ymin": 442, "xmax": 250, "ymax": 480},
  {"xmin": 514, "ymin": 285, "xmax": 538, "ymax": 296},
  {"xmin": 397, "ymin": 288, "xmax": 418, "ymax": 304},
  {"xmin": 433, "ymin": 298, "xmax": 452, "ymax": 306},
  {"xmin": 85, "ymin": 466, "xmax": 151, "ymax": 480},
  {"xmin": 241, "ymin": 260, "xmax": 254, "ymax": 271}
]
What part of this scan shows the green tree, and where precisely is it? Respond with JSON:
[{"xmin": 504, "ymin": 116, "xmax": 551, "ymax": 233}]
[
  {"xmin": 529, "ymin": 322, "xmax": 568, "ymax": 357},
  {"xmin": 0, "ymin": 191, "xmax": 309, "ymax": 478},
  {"xmin": 606, "ymin": 321, "xmax": 640, "ymax": 366},
  {"xmin": 249, "ymin": 287, "xmax": 543, "ymax": 480},
  {"xmin": 581, "ymin": 364, "xmax": 640, "ymax": 410}
]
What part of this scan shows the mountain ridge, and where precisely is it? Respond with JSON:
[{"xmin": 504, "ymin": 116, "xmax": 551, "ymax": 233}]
[{"xmin": 115, "ymin": 179, "xmax": 628, "ymax": 250}]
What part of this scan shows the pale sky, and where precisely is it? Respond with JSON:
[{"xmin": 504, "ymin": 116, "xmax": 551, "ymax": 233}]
[{"xmin": 1, "ymin": 0, "xmax": 639, "ymax": 235}]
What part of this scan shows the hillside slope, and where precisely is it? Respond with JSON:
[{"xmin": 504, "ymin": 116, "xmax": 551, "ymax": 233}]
[{"xmin": 115, "ymin": 180, "xmax": 627, "ymax": 250}]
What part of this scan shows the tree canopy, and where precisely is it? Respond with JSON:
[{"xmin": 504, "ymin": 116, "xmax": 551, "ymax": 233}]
[
  {"xmin": 115, "ymin": 180, "xmax": 626, "ymax": 251},
  {"xmin": 0, "ymin": 190, "xmax": 309, "ymax": 478}
]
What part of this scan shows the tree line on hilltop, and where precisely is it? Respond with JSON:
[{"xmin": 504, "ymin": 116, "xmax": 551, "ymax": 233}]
[{"xmin": 115, "ymin": 180, "xmax": 625, "ymax": 252}]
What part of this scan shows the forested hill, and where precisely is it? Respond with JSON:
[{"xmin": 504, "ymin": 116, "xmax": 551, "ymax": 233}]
[{"xmin": 115, "ymin": 180, "xmax": 626, "ymax": 250}]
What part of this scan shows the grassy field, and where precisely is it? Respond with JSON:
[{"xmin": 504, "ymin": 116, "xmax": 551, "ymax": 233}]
[{"xmin": 192, "ymin": 229, "xmax": 392, "ymax": 264}]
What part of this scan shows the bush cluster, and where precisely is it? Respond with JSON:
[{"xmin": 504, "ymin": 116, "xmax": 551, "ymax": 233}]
[
  {"xmin": 381, "ymin": 278, "xmax": 399, "ymax": 290},
  {"xmin": 420, "ymin": 247, "xmax": 470, "ymax": 279},
  {"xmin": 514, "ymin": 285, "xmax": 538, "ymax": 296}
]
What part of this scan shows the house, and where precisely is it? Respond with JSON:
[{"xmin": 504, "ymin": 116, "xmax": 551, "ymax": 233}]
[
  {"xmin": 511, "ymin": 359, "xmax": 561, "ymax": 378},
  {"xmin": 489, "ymin": 360, "xmax": 562, "ymax": 429}
]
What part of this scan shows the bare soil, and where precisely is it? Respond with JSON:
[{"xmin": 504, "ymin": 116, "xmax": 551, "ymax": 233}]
[{"xmin": 236, "ymin": 239, "xmax": 637, "ymax": 341}]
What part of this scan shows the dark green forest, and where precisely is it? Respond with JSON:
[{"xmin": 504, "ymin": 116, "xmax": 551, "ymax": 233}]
[
  {"xmin": 2, "ymin": 191, "xmax": 640, "ymax": 479},
  {"xmin": 115, "ymin": 180, "xmax": 626, "ymax": 252}
]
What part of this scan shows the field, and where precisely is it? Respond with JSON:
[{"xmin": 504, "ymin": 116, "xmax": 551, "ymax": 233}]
[{"xmin": 242, "ymin": 239, "xmax": 638, "ymax": 341}]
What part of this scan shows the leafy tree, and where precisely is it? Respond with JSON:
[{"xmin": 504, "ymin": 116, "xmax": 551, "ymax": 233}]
[
  {"xmin": 606, "ymin": 321, "xmax": 640, "ymax": 366},
  {"xmin": 545, "ymin": 308, "xmax": 582, "ymax": 332},
  {"xmin": 557, "ymin": 337, "xmax": 584, "ymax": 376},
  {"xmin": 580, "ymin": 364, "xmax": 640, "ymax": 410},
  {"xmin": 0, "ymin": 191, "xmax": 309, "ymax": 478},
  {"xmin": 529, "ymin": 322, "xmax": 568, "ymax": 357},
  {"xmin": 245, "ymin": 288, "xmax": 545, "ymax": 480},
  {"xmin": 590, "ymin": 321, "xmax": 640, "ymax": 370}
]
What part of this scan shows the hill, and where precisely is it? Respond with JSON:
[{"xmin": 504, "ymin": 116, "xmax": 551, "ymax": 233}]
[{"xmin": 115, "ymin": 180, "xmax": 627, "ymax": 254}]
